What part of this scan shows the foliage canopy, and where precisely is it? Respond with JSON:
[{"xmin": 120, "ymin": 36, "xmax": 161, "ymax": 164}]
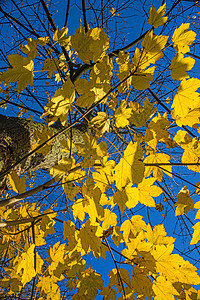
[{"xmin": 0, "ymin": 0, "xmax": 200, "ymax": 299}]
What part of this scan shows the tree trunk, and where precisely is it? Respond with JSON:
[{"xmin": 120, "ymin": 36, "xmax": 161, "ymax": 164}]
[{"xmin": 0, "ymin": 114, "xmax": 84, "ymax": 192}]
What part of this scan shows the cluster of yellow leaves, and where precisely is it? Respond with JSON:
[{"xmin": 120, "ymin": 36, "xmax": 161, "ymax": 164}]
[
  {"xmin": 75, "ymin": 55, "xmax": 112, "ymax": 109},
  {"xmin": 42, "ymin": 78, "xmax": 75, "ymax": 125},
  {"xmin": 2, "ymin": 2, "xmax": 200, "ymax": 299},
  {"xmin": 71, "ymin": 23, "xmax": 109, "ymax": 64}
]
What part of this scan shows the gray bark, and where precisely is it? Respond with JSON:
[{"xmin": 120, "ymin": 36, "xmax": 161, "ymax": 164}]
[{"xmin": 0, "ymin": 114, "xmax": 85, "ymax": 192}]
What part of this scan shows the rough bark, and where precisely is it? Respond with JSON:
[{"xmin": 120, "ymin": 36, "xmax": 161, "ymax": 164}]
[{"xmin": 0, "ymin": 114, "xmax": 85, "ymax": 192}]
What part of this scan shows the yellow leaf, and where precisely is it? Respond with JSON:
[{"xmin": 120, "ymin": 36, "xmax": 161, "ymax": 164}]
[
  {"xmin": 131, "ymin": 66, "xmax": 155, "ymax": 90},
  {"xmin": 99, "ymin": 285, "xmax": 117, "ymax": 300},
  {"xmin": 31, "ymin": 125, "xmax": 54, "ymax": 155},
  {"xmin": 146, "ymin": 224, "xmax": 175, "ymax": 246},
  {"xmin": 42, "ymin": 58, "xmax": 59, "ymax": 78},
  {"xmin": 144, "ymin": 152, "xmax": 172, "ymax": 181},
  {"xmin": 42, "ymin": 78, "xmax": 75, "ymax": 125},
  {"xmin": 84, "ymin": 186, "xmax": 104, "ymax": 224},
  {"xmin": 114, "ymin": 99, "xmax": 132, "ymax": 128},
  {"xmin": 120, "ymin": 215, "xmax": 147, "ymax": 244},
  {"xmin": 147, "ymin": 3, "xmax": 168, "ymax": 28},
  {"xmin": 124, "ymin": 183, "xmax": 139, "ymax": 209},
  {"xmin": 191, "ymin": 222, "xmax": 200, "ymax": 245},
  {"xmin": 172, "ymin": 23, "xmax": 196, "ymax": 53},
  {"xmin": 194, "ymin": 200, "xmax": 200, "ymax": 220},
  {"xmin": 141, "ymin": 31, "xmax": 168, "ymax": 65},
  {"xmin": 174, "ymin": 185, "xmax": 194, "ymax": 216},
  {"xmin": 8, "ymin": 171, "xmax": 26, "ymax": 194},
  {"xmin": 153, "ymin": 276, "xmax": 179, "ymax": 300},
  {"xmin": 20, "ymin": 38, "xmax": 38, "ymax": 59},
  {"xmin": 0, "ymin": 54, "xmax": 34, "ymax": 93},
  {"xmin": 79, "ymin": 219, "xmax": 102, "ymax": 256},
  {"xmin": 72, "ymin": 199, "xmax": 86, "ymax": 222},
  {"xmin": 50, "ymin": 157, "xmax": 74, "ymax": 179},
  {"xmin": 171, "ymin": 78, "xmax": 200, "ymax": 123},
  {"xmin": 114, "ymin": 141, "xmax": 144, "ymax": 189},
  {"xmin": 16, "ymin": 244, "xmax": 36, "ymax": 286},
  {"xmin": 129, "ymin": 97, "xmax": 156, "ymax": 128},
  {"xmin": 89, "ymin": 111, "xmax": 110, "ymax": 135},
  {"xmin": 101, "ymin": 209, "xmax": 117, "ymax": 231},
  {"xmin": 170, "ymin": 53, "xmax": 195, "ymax": 80},
  {"xmin": 53, "ymin": 26, "xmax": 70, "ymax": 46},
  {"xmin": 195, "ymin": 182, "xmax": 200, "ymax": 195},
  {"xmin": 71, "ymin": 23, "xmax": 109, "ymax": 64},
  {"xmin": 137, "ymin": 177, "xmax": 162, "ymax": 207},
  {"xmin": 76, "ymin": 269, "xmax": 103, "ymax": 299},
  {"xmin": 113, "ymin": 189, "xmax": 128, "ymax": 213}
]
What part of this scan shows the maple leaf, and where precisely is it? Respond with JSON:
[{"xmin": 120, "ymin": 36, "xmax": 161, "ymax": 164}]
[
  {"xmin": 172, "ymin": 23, "xmax": 196, "ymax": 53},
  {"xmin": 153, "ymin": 276, "xmax": 179, "ymax": 300},
  {"xmin": 114, "ymin": 99, "xmax": 132, "ymax": 128},
  {"xmin": 42, "ymin": 78, "xmax": 75, "ymax": 125},
  {"xmin": 144, "ymin": 152, "xmax": 172, "ymax": 181},
  {"xmin": 141, "ymin": 31, "xmax": 168, "ymax": 65},
  {"xmin": 99, "ymin": 285, "xmax": 117, "ymax": 300},
  {"xmin": 0, "ymin": 54, "xmax": 34, "ymax": 93},
  {"xmin": 8, "ymin": 171, "xmax": 26, "ymax": 194},
  {"xmin": 102, "ymin": 209, "xmax": 117, "ymax": 231},
  {"xmin": 31, "ymin": 125, "xmax": 54, "ymax": 155},
  {"xmin": 120, "ymin": 215, "xmax": 147, "ymax": 243},
  {"xmin": 147, "ymin": 3, "xmax": 168, "ymax": 28},
  {"xmin": 75, "ymin": 268, "xmax": 103, "ymax": 300},
  {"xmin": 129, "ymin": 97, "xmax": 156, "ymax": 128},
  {"xmin": 78, "ymin": 219, "xmax": 102, "ymax": 256},
  {"xmin": 191, "ymin": 222, "xmax": 200, "ymax": 245},
  {"xmin": 126, "ymin": 178, "xmax": 162, "ymax": 208},
  {"xmin": 71, "ymin": 23, "xmax": 109, "ymax": 64},
  {"xmin": 174, "ymin": 185, "xmax": 194, "ymax": 216},
  {"xmin": 16, "ymin": 244, "xmax": 36, "ymax": 286},
  {"xmin": 53, "ymin": 26, "xmax": 70, "ymax": 46},
  {"xmin": 170, "ymin": 53, "xmax": 195, "ymax": 81},
  {"xmin": 42, "ymin": 58, "xmax": 60, "ymax": 78},
  {"xmin": 114, "ymin": 141, "xmax": 144, "ymax": 190}
]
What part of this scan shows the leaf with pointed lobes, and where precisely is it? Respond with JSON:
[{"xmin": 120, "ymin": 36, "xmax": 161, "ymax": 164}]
[
  {"xmin": 78, "ymin": 219, "xmax": 102, "ymax": 256},
  {"xmin": 141, "ymin": 31, "xmax": 168, "ymax": 66},
  {"xmin": 174, "ymin": 185, "xmax": 194, "ymax": 216},
  {"xmin": 89, "ymin": 111, "xmax": 110, "ymax": 135},
  {"xmin": 153, "ymin": 276, "xmax": 179, "ymax": 300},
  {"xmin": 42, "ymin": 78, "xmax": 75, "ymax": 126},
  {"xmin": 114, "ymin": 99, "xmax": 132, "ymax": 128},
  {"xmin": 170, "ymin": 53, "xmax": 195, "ymax": 81},
  {"xmin": 144, "ymin": 152, "xmax": 172, "ymax": 182},
  {"xmin": 126, "ymin": 177, "xmax": 162, "ymax": 208},
  {"xmin": 16, "ymin": 244, "xmax": 36, "ymax": 286},
  {"xmin": 53, "ymin": 26, "xmax": 70, "ymax": 46},
  {"xmin": 148, "ymin": 3, "xmax": 168, "ymax": 28},
  {"xmin": 74, "ymin": 268, "xmax": 103, "ymax": 300},
  {"xmin": 71, "ymin": 22, "xmax": 109, "ymax": 64},
  {"xmin": 114, "ymin": 141, "xmax": 144, "ymax": 190},
  {"xmin": 129, "ymin": 97, "xmax": 156, "ymax": 128},
  {"xmin": 171, "ymin": 78, "xmax": 200, "ymax": 120},
  {"xmin": 172, "ymin": 23, "xmax": 196, "ymax": 53},
  {"xmin": 0, "ymin": 54, "xmax": 34, "ymax": 93},
  {"xmin": 8, "ymin": 171, "xmax": 26, "ymax": 194},
  {"xmin": 42, "ymin": 58, "xmax": 60, "ymax": 78},
  {"xmin": 31, "ymin": 125, "xmax": 54, "ymax": 155}
]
